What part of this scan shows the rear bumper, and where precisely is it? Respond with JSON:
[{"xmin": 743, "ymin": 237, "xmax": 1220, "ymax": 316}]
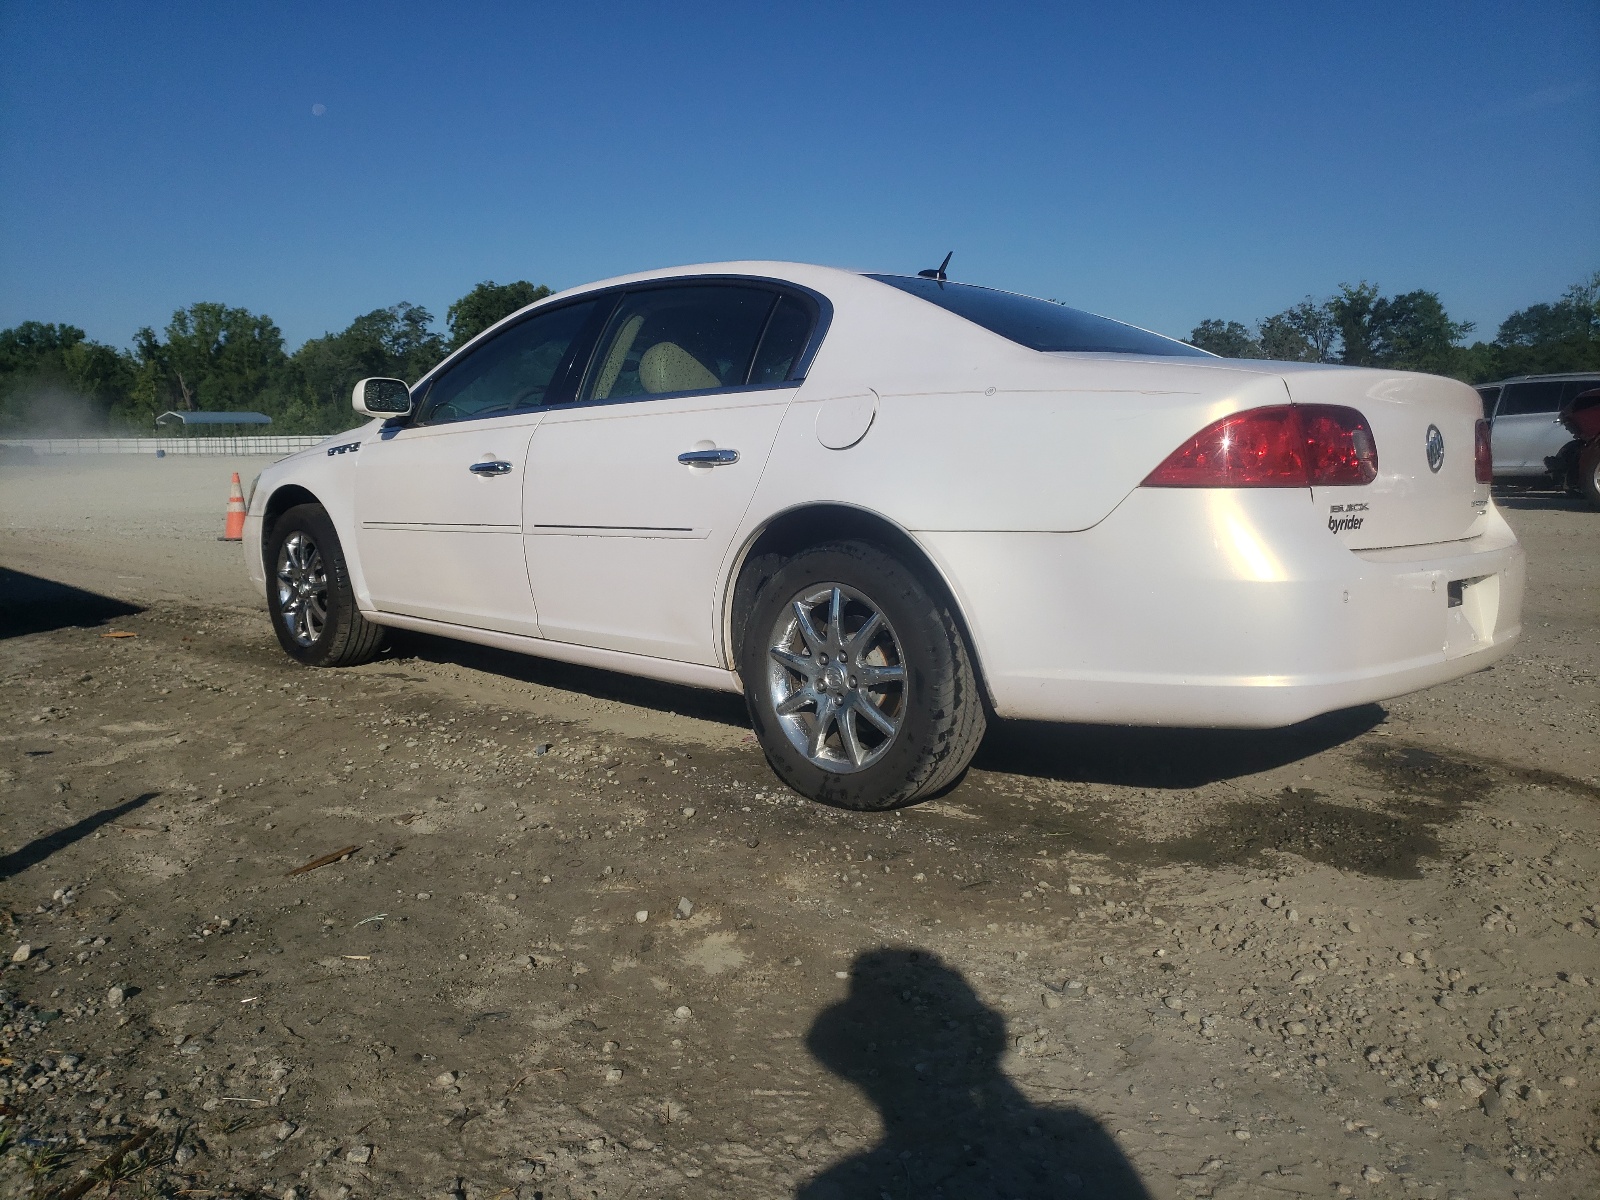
[{"xmin": 919, "ymin": 489, "xmax": 1525, "ymax": 728}]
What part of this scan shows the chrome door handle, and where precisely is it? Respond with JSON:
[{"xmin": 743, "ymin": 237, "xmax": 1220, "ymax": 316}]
[
  {"xmin": 469, "ymin": 460, "xmax": 513, "ymax": 476},
  {"xmin": 677, "ymin": 448, "xmax": 740, "ymax": 466}
]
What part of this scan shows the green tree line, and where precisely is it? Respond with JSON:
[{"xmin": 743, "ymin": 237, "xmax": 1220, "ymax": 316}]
[
  {"xmin": 6, "ymin": 271, "xmax": 1595, "ymax": 437},
  {"xmin": 0, "ymin": 279, "xmax": 550, "ymax": 436},
  {"xmin": 1187, "ymin": 271, "xmax": 1600, "ymax": 380}
]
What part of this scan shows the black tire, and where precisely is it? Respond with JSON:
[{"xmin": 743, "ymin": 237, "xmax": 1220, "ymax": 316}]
[
  {"xmin": 1580, "ymin": 441, "xmax": 1600, "ymax": 509},
  {"xmin": 738, "ymin": 540, "xmax": 986, "ymax": 810},
  {"xmin": 266, "ymin": 503, "xmax": 386, "ymax": 667}
]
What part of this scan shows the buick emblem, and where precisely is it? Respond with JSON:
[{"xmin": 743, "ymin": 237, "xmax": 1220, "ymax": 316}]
[{"xmin": 1424, "ymin": 425, "xmax": 1444, "ymax": 473}]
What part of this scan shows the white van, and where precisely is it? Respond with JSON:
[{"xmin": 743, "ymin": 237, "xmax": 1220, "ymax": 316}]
[{"xmin": 1476, "ymin": 372, "xmax": 1600, "ymax": 485}]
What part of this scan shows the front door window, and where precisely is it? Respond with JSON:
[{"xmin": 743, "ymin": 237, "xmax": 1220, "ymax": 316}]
[{"xmin": 418, "ymin": 300, "xmax": 600, "ymax": 424}]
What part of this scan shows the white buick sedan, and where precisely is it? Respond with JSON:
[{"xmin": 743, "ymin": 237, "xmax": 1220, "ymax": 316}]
[{"xmin": 246, "ymin": 262, "xmax": 1525, "ymax": 809}]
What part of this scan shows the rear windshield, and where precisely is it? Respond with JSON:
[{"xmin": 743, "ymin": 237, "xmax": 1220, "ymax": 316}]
[{"xmin": 866, "ymin": 274, "xmax": 1207, "ymax": 357}]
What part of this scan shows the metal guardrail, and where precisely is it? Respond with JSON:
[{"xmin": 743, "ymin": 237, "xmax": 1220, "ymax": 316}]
[{"xmin": 0, "ymin": 436, "xmax": 335, "ymax": 456}]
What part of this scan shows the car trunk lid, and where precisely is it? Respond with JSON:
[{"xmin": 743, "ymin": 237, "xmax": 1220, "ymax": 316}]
[{"xmin": 1284, "ymin": 366, "xmax": 1491, "ymax": 550}]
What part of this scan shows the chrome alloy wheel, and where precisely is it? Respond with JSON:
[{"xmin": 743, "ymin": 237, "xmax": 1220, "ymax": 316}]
[
  {"xmin": 766, "ymin": 584, "xmax": 906, "ymax": 773},
  {"xmin": 275, "ymin": 531, "xmax": 329, "ymax": 648}
]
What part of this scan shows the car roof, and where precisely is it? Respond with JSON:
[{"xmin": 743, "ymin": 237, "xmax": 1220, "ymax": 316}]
[
  {"xmin": 539, "ymin": 260, "xmax": 875, "ymax": 302},
  {"xmin": 533, "ymin": 260, "xmax": 1156, "ymax": 324}
]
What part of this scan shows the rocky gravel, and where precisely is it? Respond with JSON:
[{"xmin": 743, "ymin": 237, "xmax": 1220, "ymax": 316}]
[{"xmin": 1, "ymin": 471, "xmax": 1597, "ymax": 1199}]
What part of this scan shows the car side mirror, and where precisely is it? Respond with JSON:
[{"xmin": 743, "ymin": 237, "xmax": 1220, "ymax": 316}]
[{"xmin": 353, "ymin": 377, "xmax": 413, "ymax": 418}]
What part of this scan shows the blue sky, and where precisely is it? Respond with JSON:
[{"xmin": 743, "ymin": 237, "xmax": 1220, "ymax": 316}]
[{"xmin": 2, "ymin": 1, "xmax": 1596, "ymax": 351}]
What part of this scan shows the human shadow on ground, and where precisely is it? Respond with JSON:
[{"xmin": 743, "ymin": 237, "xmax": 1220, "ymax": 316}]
[
  {"xmin": 0, "ymin": 793, "xmax": 157, "ymax": 882},
  {"xmin": 0, "ymin": 568, "xmax": 143, "ymax": 640},
  {"xmin": 798, "ymin": 948, "xmax": 1150, "ymax": 1200}
]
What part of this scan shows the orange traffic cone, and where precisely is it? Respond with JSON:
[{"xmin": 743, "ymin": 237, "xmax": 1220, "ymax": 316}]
[{"xmin": 220, "ymin": 472, "xmax": 247, "ymax": 541}]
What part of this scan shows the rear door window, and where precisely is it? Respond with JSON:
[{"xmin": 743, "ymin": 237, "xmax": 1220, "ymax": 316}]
[
  {"xmin": 580, "ymin": 285, "xmax": 780, "ymax": 402},
  {"xmin": 1475, "ymin": 386, "xmax": 1500, "ymax": 418},
  {"xmin": 1496, "ymin": 381, "xmax": 1565, "ymax": 416},
  {"xmin": 749, "ymin": 295, "xmax": 814, "ymax": 386},
  {"xmin": 1559, "ymin": 379, "xmax": 1600, "ymax": 407}
]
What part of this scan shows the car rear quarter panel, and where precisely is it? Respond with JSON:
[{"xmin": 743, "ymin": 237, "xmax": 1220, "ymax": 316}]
[{"xmin": 770, "ymin": 281, "xmax": 1276, "ymax": 534}]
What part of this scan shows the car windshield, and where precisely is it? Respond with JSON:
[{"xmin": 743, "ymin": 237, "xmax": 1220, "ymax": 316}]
[{"xmin": 866, "ymin": 274, "xmax": 1207, "ymax": 356}]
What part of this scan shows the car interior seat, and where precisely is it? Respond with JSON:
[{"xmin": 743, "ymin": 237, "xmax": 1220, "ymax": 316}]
[
  {"xmin": 590, "ymin": 315, "xmax": 644, "ymax": 400},
  {"xmin": 638, "ymin": 341, "xmax": 720, "ymax": 394}
]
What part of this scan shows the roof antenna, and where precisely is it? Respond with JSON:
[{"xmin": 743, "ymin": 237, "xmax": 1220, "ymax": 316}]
[{"xmin": 917, "ymin": 251, "xmax": 953, "ymax": 282}]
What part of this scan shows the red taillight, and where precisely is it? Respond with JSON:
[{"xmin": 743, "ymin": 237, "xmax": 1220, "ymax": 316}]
[
  {"xmin": 1474, "ymin": 419, "xmax": 1492, "ymax": 484},
  {"xmin": 1142, "ymin": 404, "xmax": 1379, "ymax": 488}
]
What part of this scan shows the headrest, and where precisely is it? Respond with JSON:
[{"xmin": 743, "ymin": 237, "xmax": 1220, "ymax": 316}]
[{"xmin": 638, "ymin": 341, "xmax": 720, "ymax": 394}]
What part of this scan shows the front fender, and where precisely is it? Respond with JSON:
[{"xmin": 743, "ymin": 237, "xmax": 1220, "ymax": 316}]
[{"xmin": 248, "ymin": 425, "xmax": 377, "ymax": 609}]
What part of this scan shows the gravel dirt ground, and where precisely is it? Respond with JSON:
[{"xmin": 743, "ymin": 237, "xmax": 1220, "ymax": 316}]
[{"xmin": 1, "ymin": 454, "xmax": 1597, "ymax": 1200}]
